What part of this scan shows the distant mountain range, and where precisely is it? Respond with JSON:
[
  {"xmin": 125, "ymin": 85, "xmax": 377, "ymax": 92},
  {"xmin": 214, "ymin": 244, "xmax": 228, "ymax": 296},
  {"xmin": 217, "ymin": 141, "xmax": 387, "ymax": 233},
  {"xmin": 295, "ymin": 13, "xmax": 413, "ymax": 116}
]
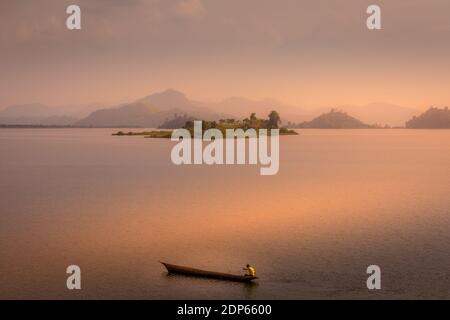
[
  {"xmin": 76, "ymin": 89, "xmax": 231, "ymax": 127},
  {"xmin": 0, "ymin": 89, "xmax": 440, "ymax": 128},
  {"xmin": 0, "ymin": 103, "xmax": 78, "ymax": 125}
]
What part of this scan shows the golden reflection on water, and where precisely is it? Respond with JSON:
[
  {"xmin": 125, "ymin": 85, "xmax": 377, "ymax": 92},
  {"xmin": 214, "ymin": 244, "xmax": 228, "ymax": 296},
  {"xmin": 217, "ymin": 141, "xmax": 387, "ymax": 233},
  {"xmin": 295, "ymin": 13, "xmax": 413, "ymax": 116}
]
[{"xmin": 1, "ymin": 129, "xmax": 449, "ymax": 298}]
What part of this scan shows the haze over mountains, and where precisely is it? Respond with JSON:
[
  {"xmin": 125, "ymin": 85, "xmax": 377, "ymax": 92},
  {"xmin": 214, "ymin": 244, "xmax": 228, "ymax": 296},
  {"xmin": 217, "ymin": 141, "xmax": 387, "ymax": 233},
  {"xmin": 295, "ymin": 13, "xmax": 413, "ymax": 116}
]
[
  {"xmin": 195, "ymin": 96, "xmax": 314, "ymax": 123},
  {"xmin": 337, "ymin": 103, "xmax": 419, "ymax": 127},
  {"xmin": 76, "ymin": 89, "xmax": 231, "ymax": 128},
  {"xmin": 0, "ymin": 89, "xmax": 423, "ymax": 127},
  {"xmin": 0, "ymin": 103, "xmax": 78, "ymax": 126}
]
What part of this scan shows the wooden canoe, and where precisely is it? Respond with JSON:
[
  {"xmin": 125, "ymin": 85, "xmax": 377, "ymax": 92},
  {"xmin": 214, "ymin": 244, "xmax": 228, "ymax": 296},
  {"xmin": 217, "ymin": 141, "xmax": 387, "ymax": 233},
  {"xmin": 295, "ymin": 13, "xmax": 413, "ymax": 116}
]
[{"xmin": 160, "ymin": 261, "xmax": 258, "ymax": 282}]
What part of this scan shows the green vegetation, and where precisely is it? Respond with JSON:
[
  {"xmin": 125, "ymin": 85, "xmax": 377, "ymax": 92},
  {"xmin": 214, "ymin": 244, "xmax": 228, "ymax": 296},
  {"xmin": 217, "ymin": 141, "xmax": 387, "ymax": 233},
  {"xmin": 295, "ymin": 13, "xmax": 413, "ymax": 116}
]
[
  {"xmin": 144, "ymin": 131, "xmax": 173, "ymax": 138},
  {"xmin": 112, "ymin": 130, "xmax": 172, "ymax": 138},
  {"xmin": 113, "ymin": 111, "xmax": 298, "ymax": 138},
  {"xmin": 113, "ymin": 131, "xmax": 151, "ymax": 136},
  {"xmin": 279, "ymin": 127, "xmax": 298, "ymax": 135},
  {"xmin": 183, "ymin": 111, "xmax": 297, "ymax": 136}
]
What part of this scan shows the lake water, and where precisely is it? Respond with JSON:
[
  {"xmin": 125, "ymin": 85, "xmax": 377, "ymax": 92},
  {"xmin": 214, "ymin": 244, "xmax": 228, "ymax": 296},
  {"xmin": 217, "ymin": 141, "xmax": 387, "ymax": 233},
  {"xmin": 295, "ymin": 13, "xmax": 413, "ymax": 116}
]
[{"xmin": 0, "ymin": 128, "xmax": 449, "ymax": 299}]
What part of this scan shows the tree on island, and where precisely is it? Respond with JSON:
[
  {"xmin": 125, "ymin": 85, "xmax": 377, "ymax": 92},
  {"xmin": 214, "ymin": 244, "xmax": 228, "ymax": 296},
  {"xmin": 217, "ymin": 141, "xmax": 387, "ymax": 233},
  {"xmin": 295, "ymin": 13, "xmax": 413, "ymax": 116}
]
[
  {"xmin": 268, "ymin": 111, "xmax": 281, "ymax": 129},
  {"xmin": 182, "ymin": 111, "xmax": 296, "ymax": 135},
  {"xmin": 114, "ymin": 110, "xmax": 298, "ymax": 137}
]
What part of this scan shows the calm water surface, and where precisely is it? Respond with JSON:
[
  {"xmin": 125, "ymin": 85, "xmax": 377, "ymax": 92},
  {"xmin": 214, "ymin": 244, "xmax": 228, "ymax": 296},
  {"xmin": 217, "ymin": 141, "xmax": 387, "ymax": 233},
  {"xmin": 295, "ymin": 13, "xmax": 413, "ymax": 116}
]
[{"xmin": 0, "ymin": 128, "xmax": 449, "ymax": 299}]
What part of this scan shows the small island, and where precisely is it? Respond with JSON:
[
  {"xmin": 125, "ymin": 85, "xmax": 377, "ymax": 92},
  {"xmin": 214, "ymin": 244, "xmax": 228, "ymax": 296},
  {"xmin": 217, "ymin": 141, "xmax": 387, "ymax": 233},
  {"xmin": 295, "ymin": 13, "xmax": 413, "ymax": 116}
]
[
  {"xmin": 292, "ymin": 109, "xmax": 376, "ymax": 129},
  {"xmin": 405, "ymin": 107, "xmax": 450, "ymax": 128},
  {"xmin": 112, "ymin": 130, "xmax": 172, "ymax": 138},
  {"xmin": 113, "ymin": 111, "xmax": 298, "ymax": 138}
]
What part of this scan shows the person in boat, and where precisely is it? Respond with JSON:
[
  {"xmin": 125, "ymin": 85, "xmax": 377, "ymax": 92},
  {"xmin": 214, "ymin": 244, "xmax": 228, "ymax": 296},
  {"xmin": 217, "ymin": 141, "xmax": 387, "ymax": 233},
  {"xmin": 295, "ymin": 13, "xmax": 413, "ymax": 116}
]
[{"xmin": 243, "ymin": 264, "xmax": 256, "ymax": 277}]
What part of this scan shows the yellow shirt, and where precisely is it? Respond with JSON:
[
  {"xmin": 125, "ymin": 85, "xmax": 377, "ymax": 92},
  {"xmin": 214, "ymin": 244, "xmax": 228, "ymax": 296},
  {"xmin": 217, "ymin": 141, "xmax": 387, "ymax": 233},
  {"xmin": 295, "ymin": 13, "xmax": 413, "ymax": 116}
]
[{"xmin": 248, "ymin": 266, "xmax": 256, "ymax": 276}]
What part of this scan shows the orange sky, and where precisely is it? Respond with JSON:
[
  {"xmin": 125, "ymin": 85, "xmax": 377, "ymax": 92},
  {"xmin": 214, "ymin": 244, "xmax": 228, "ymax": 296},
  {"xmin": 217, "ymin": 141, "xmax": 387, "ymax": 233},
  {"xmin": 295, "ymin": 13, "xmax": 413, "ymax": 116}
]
[{"xmin": 1, "ymin": 0, "xmax": 450, "ymax": 110}]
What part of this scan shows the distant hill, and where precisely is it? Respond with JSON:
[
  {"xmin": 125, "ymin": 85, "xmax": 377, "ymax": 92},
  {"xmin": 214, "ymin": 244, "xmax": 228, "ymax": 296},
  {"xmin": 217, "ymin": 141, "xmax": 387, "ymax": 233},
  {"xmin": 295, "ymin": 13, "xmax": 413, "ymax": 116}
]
[
  {"xmin": 296, "ymin": 109, "xmax": 373, "ymax": 128},
  {"xmin": 0, "ymin": 103, "xmax": 79, "ymax": 125},
  {"xmin": 406, "ymin": 107, "xmax": 450, "ymax": 128},
  {"xmin": 76, "ymin": 89, "xmax": 230, "ymax": 128},
  {"xmin": 338, "ymin": 102, "xmax": 419, "ymax": 127}
]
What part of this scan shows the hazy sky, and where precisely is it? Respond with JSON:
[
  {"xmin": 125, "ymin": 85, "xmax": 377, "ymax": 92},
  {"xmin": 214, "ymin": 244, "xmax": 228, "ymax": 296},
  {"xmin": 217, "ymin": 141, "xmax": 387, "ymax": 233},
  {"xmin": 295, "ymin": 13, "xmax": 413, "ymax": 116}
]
[{"xmin": 1, "ymin": 0, "xmax": 450, "ymax": 110}]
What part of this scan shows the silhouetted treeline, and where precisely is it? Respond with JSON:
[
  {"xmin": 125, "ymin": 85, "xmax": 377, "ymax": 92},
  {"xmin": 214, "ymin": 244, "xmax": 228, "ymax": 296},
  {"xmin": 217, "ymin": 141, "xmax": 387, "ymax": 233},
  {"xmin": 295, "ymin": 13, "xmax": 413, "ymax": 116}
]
[{"xmin": 406, "ymin": 107, "xmax": 450, "ymax": 128}]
